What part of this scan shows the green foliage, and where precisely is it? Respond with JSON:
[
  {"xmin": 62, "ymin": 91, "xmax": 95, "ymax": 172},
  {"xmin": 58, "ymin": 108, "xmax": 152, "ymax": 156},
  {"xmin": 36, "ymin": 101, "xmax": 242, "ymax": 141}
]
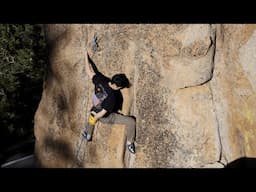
[{"xmin": 0, "ymin": 24, "xmax": 47, "ymax": 150}]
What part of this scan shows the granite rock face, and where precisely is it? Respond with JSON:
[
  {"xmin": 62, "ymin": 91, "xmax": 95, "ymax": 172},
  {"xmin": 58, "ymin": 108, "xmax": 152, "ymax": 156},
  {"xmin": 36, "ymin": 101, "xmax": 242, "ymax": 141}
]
[{"xmin": 34, "ymin": 24, "xmax": 256, "ymax": 168}]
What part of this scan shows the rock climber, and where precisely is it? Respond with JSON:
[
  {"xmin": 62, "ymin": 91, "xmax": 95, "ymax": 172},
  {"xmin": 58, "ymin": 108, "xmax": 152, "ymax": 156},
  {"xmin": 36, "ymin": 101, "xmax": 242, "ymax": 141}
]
[{"xmin": 81, "ymin": 49, "xmax": 136, "ymax": 154}]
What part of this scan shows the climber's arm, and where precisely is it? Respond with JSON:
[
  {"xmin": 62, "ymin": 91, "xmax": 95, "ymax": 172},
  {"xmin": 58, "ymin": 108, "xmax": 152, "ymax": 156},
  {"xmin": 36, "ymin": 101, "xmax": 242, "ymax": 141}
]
[
  {"xmin": 85, "ymin": 50, "xmax": 95, "ymax": 79},
  {"xmin": 91, "ymin": 109, "xmax": 107, "ymax": 120}
]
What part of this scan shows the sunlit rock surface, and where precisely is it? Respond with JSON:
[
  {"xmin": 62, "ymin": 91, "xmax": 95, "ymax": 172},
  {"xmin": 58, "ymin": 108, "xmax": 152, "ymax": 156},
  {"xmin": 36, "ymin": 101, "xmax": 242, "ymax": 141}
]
[{"xmin": 34, "ymin": 24, "xmax": 256, "ymax": 168}]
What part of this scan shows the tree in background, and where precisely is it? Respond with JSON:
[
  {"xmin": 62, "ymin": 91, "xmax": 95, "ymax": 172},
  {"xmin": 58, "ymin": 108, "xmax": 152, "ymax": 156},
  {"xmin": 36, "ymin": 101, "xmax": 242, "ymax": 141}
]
[{"xmin": 0, "ymin": 24, "xmax": 47, "ymax": 152}]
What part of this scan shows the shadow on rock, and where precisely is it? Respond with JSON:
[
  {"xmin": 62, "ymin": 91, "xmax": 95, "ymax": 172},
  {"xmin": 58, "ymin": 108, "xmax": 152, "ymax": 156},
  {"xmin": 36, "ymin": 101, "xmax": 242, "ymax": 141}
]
[
  {"xmin": 36, "ymin": 135, "xmax": 82, "ymax": 168},
  {"xmin": 225, "ymin": 157, "xmax": 256, "ymax": 168}
]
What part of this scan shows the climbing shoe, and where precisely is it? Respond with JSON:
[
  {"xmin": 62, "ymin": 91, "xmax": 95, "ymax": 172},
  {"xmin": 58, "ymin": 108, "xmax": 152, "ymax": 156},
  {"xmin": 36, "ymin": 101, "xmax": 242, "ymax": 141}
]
[
  {"xmin": 81, "ymin": 130, "xmax": 92, "ymax": 141},
  {"xmin": 127, "ymin": 143, "xmax": 135, "ymax": 154}
]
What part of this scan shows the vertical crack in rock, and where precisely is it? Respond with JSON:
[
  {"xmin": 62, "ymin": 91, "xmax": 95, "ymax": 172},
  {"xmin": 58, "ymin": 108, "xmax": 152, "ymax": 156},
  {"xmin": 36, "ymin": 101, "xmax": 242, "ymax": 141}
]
[
  {"xmin": 209, "ymin": 84, "xmax": 226, "ymax": 167},
  {"xmin": 208, "ymin": 25, "xmax": 227, "ymax": 167}
]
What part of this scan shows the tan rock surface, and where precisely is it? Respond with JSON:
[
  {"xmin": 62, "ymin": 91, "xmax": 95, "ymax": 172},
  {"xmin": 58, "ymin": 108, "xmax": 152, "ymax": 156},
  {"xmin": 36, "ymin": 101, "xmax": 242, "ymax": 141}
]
[{"xmin": 34, "ymin": 24, "xmax": 256, "ymax": 167}]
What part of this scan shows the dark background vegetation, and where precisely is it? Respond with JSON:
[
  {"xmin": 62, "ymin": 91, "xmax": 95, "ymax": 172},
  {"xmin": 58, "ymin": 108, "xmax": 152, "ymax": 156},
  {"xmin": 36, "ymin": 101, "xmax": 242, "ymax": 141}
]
[{"xmin": 0, "ymin": 24, "xmax": 47, "ymax": 154}]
